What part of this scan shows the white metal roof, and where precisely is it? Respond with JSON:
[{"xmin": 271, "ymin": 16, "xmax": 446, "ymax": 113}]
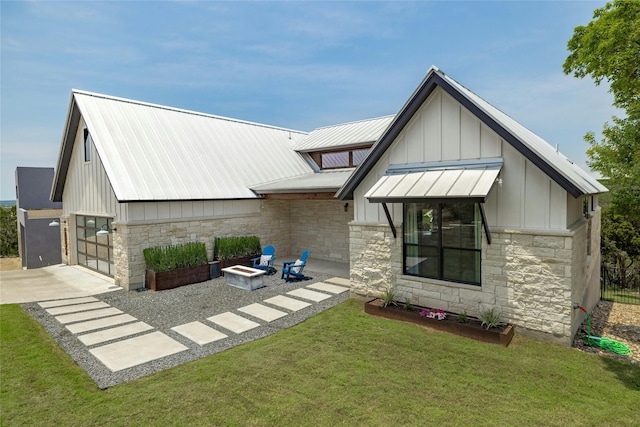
[
  {"xmin": 365, "ymin": 159, "xmax": 502, "ymax": 203},
  {"xmin": 251, "ymin": 170, "xmax": 354, "ymax": 193},
  {"xmin": 71, "ymin": 91, "xmax": 312, "ymax": 201},
  {"xmin": 436, "ymin": 68, "xmax": 607, "ymax": 196},
  {"xmin": 295, "ymin": 115, "xmax": 395, "ymax": 152}
]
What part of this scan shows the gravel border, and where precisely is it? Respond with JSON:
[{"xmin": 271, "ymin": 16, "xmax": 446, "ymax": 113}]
[{"xmin": 21, "ymin": 271, "xmax": 348, "ymax": 389}]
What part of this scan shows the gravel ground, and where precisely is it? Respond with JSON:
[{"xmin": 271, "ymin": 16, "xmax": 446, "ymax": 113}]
[
  {"xmin": 21, "ymin": 271, "xmax": 348, "ymax": 389},
  {"xmin": 572, "ymin": 300, "xmax": 640, "ymax": 365}
]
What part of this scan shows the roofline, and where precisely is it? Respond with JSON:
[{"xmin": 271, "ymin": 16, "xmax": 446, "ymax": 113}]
[
  {"xmin": 309, "ymin": 114, "xmax": 396, "ymax": 131},
  {"xmin": 337, "ymin": 68, "xmax": 589, "ymax": 200},
  {"xmin": 296, "ymin": 142, "xmax": 374, "ymax": 153},
  {"xmin": 51, "ymin": 93, "xmax": 80, "ymax": 202},
  {"xmin": 71, "ymin": 89, "xmax": 308, "ymax": 135}
]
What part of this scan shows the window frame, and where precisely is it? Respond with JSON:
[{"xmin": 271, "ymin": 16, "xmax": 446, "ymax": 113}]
[
  {"xmin": 402, "ymin": 202, "xmax": 482, "ymax": 286},
  {"xmin": 83, "ymin": 128, "xmax": 91, "ymax": 163}
]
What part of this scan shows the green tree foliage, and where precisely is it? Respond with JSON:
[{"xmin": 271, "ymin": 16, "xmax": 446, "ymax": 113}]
[
  {"xmin": 564, "ymin": 1, "xmax": 640, "ymax": 268},
  {"xmin": 563, "ymin": 0, "xmax": 640, "ymax": 118},
  {"xmin": 585, "ymin": 117, "xmax": 640, "ymax": 218},
  {"xmin": 600, "ymin": 209, "xmax": 640, "ymax": 286},
  {"xmin": 0, "ymin": 206, "xmax": 19, "ymax": 257}
]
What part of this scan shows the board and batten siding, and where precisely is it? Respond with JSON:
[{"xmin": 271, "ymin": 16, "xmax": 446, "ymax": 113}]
[
  {"xmin": 354, "ymin": 87, "xmax": 572, "ymax": 231},
  {"xmin": 124, "ymin": 199, "xmax": 261, "ymax": 222},
  {"xmin": 62, "ymin": 117, "xmax": 124, "ymax": 220}
]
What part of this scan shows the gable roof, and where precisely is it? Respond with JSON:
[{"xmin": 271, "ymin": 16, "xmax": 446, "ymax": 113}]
[
  {"xmin": 51, "ymin": 90, "xmax": 312, "ymax": 202},
  {"xmin": 295, "ymin": 115, "xmax": 395, "ymax": 152},
  {"xmin": 337, "ymin": 66, "xmax": 607, "ymax": 200}
]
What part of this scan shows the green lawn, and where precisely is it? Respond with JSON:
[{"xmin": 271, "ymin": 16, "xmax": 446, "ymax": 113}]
[{"xmin": 1, "ymin": 300, "xmax": 638, "ymax": 426}]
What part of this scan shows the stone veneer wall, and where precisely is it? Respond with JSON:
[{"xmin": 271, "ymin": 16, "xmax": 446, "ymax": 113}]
[
  {"xmin": 113, "ymin": 200, "xmax": 291, "ymax": 290},
  {"xmin": 289, "ymin": 200, "xmax": 352, "ymax": 262},
  {"xmin": 349, "ymin": 219, "xmax": 593, "ymax": 345}
]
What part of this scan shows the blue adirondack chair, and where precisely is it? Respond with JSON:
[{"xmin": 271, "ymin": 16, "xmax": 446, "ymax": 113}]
[
  {"xmin": 281, "ymin": 250, "xmax": 310, "ymax": 282},
  {"xmin": 251, "ymin": 245, "xmax": 276, "ymax": 275}
]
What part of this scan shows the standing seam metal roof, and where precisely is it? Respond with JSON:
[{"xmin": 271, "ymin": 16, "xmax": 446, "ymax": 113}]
[
  {"xmin": 66, "ymin": 90, "xmax": 312, "ymax": 201},
  {"xmin": 295, "ymin": 115, "xmax": 395, "ymax": 152}
]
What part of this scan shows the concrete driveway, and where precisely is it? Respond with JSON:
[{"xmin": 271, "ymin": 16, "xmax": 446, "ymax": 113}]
[{"xmin": 0, "ymin": 264, "xmax": 121, "ymax": 304}]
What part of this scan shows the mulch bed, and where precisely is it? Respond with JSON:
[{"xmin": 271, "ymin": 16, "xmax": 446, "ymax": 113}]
[{"xmin": 572, "ymin": 300, "xmax": 640, "ymax": 365}]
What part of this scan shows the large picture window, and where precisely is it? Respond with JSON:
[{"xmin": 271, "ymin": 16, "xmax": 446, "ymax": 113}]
[{"xmin": 404, "ymin": 202, "xmax": 481, "ymax": 285}]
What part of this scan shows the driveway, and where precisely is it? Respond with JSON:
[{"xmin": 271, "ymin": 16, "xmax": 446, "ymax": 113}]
[{"xmin": 0, "ymin": 264, "xmax": 121, "ymax": 304}]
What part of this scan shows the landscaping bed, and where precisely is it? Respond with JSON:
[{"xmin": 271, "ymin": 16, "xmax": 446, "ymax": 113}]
[{"xmin": 365, "ymin": 298, "xmax": 514, "ymax": 346}]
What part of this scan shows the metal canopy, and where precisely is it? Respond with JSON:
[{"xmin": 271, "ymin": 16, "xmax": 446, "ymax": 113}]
[{"xmin": 365, "ymin": 159, "xmax": 503, "ymax": 204}]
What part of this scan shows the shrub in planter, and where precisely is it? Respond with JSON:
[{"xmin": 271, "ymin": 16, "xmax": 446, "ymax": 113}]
[
  {"xmin": 143, "ymin": 242, "xmax": 210, "ymax": 290},
  {"xmin": 214, "ymin": 236, "xmax": 261, "ymax": 270}
]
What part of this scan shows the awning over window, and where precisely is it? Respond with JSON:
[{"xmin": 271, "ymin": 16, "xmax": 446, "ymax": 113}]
[{"xmin": 365, "ymin": 158, "xmax": 503, "ymax": 204}]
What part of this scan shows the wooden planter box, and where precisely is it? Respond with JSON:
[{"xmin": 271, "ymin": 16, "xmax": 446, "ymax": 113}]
[
  {"xmin": 145, "ymin": 264, "xmax": 211, "ymax": 291},
  {"xmin": 365, "ymin": 298, "xmax": 514, "ymax": 347},
  {"xmin": 218, "ymin": 255, "xmax": 260, "ymax": 275}
]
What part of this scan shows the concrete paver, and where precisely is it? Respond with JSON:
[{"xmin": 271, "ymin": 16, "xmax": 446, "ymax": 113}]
[
  {"xmin": 172, "ymin": 321, "xmax": 228, "ymax": 345},
  {"xmin": 325, "ymin": 277, "xmax": 350, "ymax": 287},
  {"xmin": 207, "ymin": 312, "xmax": 260, "ymax": 334},
  {"xmin": 307, "ymin": 282, "xmax": 349, "ymax": 294},
  {"xmin": 66, "ymin": 314, "xmax": 138, "ymax": 334},
  {"xmin": 45, "ymin": 301, "xmax": 110, "ymax": 315},
  {"xmin": 77, "ymin": 322, "xmax": 154, "ymax": 346},
  {"xmin": 238, "ymin": 303, "xmax": 287, "ymax": 322},
  {"xmin": 287, "ymin": 288, "xmax": 332, "ymax": 302},
  {"xmin": 38, "ymin": 297, "xmax": 99, "ymax": 308},
  {"xmin": 89, "ymin": 331, "xmax": 189, "ymax": 372},
  {"xmin": 55, "ymin": 307, "xmax": 123, "ymax": 324},
  {"xmin": 263, "ymin": 295, "xmax": 311, "ymax": 311}
]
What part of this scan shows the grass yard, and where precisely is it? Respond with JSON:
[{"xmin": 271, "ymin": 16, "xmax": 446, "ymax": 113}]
[{"xmin": 1, "ymin": 299, "xmax": 639, "ymax": 426}]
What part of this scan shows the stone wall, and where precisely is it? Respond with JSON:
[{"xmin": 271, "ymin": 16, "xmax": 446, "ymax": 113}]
[
  {"xmin": 290, "ymin": 200, "xmax": 352, "ymax": 262},
  {"xmin": 349, "ymin": 220, "xmax": 591, "ymax": 345},
  {"xmin": 113, "ymin": 200, "xmax": 291, "ymax": 290}
]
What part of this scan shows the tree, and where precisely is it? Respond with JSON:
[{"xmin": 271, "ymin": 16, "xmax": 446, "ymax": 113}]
[
  {"xmin": 0, "ymin": 206, "xmax": 19, "ymax": 257},
  {"xmin": 564, "ymin": 0, "xmax": 640, "ymax": 272},
  {"xmin": 563, "ymin": 0, "xmax": 640, "ymax": 118}
]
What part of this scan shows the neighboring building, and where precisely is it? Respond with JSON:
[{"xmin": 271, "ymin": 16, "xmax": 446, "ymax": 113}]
[
  {"xmin": 16, "ymin": 167, "xmax": 62, "ymax": 268},
  {"xmin": 50, "ymin": 67, "xmax": 606, "ymax": 345},
  {"xmin": 337, "ymin": 67, "xmax": 606, "ymax": 345}
]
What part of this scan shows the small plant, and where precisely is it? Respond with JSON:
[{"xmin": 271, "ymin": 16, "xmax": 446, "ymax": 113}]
[
  {"xmin": 419, "ymin": 308, "xmax": 447, "ymax": 320},
  {"xmin": 380, "ymin": 286, "xmax": 397, "ymax": 307},
  {"xmin": 457, "ymin": 311, "xmax": 469, "ymax": 324},
  {"xmin": 403, "ymin": 298, "xmax": 413, "ymax": 311},
  {"xmin": 479, "ymin": 307, "xmax": 502, "ymax": 330}
]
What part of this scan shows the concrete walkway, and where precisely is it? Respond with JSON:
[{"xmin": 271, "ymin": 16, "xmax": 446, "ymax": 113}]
[
  {"xmin": 0, "ymin": 264, "xmax": 121, "ymax": 304},
  {"xmin": 32, "ymin": 276, "xmax": 350, "ymax": 387}
]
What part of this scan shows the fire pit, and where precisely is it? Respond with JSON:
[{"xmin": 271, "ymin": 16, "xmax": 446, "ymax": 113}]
[{"xmin": 222, "ymin": 265, "xmax": 267, "ymax": 291}]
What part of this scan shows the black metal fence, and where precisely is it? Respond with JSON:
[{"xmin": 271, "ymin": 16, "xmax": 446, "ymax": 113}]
[{"xmin": 601, "ymin": 264, "xmax": 640, "ymax": 305}]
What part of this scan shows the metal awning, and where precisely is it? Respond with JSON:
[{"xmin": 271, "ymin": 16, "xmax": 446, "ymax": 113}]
[
  {"xmin": 364, "ymin": 158, "xmax": 503, "ymax": 241},
  {"xmin": 365, "ymin": 158, "xmax": 503, "ymax": 204}
]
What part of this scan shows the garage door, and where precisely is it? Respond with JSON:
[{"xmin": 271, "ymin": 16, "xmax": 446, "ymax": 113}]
[{"xmin": 76, "ymin": 215, "xmax": 114, "ymax": 276}]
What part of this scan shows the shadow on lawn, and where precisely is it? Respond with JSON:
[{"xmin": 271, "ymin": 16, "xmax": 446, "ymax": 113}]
[{"xmin": 602, "ymin": 357, "xmax": 640, "ymax": 391}]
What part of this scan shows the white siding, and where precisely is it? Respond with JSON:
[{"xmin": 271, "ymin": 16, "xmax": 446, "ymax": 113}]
[
  {"xmin": 353, "ymin": 87, "xmax": 571, "ymax": 231},
  {"xmin": 62, "ymin": 118, "xmax": 124, "ymax": 220},
  {"xmin": 124, "ymin": 199, "xmax": 261, "ymax": 222}
]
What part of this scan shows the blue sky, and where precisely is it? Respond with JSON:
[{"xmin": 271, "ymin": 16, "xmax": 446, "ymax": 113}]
[{"xmin": 0, "ymin": 0, "xmax": 618, "ymax": 200}]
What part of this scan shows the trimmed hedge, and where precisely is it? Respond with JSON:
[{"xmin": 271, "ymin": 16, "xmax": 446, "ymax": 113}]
[
  {"xmin": 214, "ymin": 236, "xmax": 261, "ymax": 260},
  {"xmin": 143, "ymin": 242, "xmax": 208, "ymax": 273}
]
